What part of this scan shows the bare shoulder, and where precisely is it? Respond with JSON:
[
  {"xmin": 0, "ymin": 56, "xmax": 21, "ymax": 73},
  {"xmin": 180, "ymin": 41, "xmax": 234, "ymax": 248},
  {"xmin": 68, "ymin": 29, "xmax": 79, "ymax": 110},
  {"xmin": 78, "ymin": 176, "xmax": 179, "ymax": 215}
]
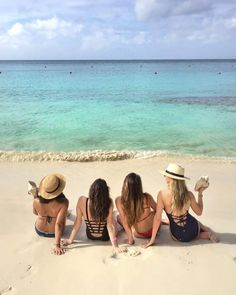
[
  {"xmin": 63, "ymin": 197, "xmax": 69, "ymax": 207},
  {"xmin": 143, "ymin": 192, "xmax": 152, "ymax": 199},
  {"xmin": 157, "ymin": 189, "xmax": 166, "ymax": 198},
  {"xmin": 33, "ymin": 198, "xmax": 40, "ymax": 205},
  {"xmin": 77, "ymin": 196, "xmax": 87, "ymax": 206},
  {"xmin": 115, "ymin": 196, "xmax": 121, "ymax": 206},
  {"xmin": 109, "ymin": 199, "xmax": 114, "ymax": 211}
]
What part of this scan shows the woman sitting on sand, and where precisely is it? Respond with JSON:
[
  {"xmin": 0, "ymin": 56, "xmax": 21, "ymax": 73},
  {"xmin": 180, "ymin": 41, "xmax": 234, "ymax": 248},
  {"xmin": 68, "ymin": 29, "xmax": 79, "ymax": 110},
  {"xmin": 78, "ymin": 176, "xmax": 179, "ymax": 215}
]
[
  {"xmin": 33, "ymin": 173, "xmax": 69, "ymax": 255},
  {"xmin": 115, "ymin": 173, "xmax": 157, "ymax": 245},
  {"xmin": 144, "ymin": 163, "xmax": 218, "ymax": 248},
  {"xmin": 63, "ymin": 178, "xmax": 125, "ymax": 253}
]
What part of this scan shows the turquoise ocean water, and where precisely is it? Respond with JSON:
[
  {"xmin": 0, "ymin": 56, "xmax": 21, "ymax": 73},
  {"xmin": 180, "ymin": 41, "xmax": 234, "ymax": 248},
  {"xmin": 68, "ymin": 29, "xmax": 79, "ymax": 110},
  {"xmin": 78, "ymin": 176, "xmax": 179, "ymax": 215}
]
[{"xmin": 0, "ymin": 60, "xmax": 236, "ymax": 161}]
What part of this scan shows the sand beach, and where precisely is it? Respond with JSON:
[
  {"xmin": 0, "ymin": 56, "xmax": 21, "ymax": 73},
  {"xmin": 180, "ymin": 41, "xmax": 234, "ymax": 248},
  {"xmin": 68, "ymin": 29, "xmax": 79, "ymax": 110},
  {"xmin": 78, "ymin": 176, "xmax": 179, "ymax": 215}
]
[{"xmin": 0, "ymin": 157, "xmax": 235, "ymax": 295}]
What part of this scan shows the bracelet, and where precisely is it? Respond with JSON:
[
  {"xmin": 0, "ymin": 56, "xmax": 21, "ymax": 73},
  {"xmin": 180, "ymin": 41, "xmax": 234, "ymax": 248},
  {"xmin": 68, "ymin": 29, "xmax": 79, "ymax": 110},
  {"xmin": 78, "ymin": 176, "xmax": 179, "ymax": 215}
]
[{"xmin": 111, "ymin": 237, "xmax": 117, "ymax": 242}]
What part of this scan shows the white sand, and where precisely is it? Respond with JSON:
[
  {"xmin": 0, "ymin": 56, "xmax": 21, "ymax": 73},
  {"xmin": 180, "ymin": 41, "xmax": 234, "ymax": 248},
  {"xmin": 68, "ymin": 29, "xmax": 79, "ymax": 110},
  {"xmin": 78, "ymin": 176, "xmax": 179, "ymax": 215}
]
[{"xmin": 0, "ymin": 158, "xmax": 236, "ymax": 295}]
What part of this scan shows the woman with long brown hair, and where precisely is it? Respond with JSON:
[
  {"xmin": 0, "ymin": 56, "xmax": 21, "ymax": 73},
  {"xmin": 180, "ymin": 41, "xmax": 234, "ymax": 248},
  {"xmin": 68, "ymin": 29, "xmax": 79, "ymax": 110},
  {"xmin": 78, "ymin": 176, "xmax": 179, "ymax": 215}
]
[
  {"xmin": 115, "ymin": 173, "xmax": 156, "ymax": 245},
  {"xmin": 63, "ymin": 178, "xmax": 125, "ymax": 253},
  {"xmin": 144, "ymin": 163, "xmax": 218, "ymax": 248}
]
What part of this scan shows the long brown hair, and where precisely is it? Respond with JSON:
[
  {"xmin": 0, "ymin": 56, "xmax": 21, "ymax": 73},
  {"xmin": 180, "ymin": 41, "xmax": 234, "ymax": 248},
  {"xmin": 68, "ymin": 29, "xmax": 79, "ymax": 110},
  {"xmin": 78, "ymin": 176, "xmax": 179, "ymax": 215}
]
[
  {"xmin": 121, "ymin": 173, "xmax": 144, "ymax": 226},
  {"xmin": 89, "ymin": 178, "xmax": 111, "ymax": 222},
  {"xmin": 170, "ymin": 179, "xmax": 189, "ymax": 213}
]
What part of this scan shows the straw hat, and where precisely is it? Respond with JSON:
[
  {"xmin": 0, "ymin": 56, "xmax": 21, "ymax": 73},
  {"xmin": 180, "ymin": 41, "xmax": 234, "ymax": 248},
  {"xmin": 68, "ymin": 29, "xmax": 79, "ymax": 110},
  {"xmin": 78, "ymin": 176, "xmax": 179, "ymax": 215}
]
[
  {"xmin": 39, "ymin": 173, "xmax": 66, "ymax": 199},
  {"xmin": 160, "ymin": 163, "xmax": 190, "ymax": 180}
]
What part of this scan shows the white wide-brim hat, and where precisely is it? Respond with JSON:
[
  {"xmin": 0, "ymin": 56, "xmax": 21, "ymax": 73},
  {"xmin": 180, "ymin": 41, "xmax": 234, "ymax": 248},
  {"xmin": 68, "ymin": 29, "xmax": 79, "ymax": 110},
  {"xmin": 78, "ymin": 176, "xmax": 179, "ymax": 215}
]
[
  {"xmin": 160, "ymin": 163, "xmax": 190, "ymax": 180},
  {"xmin": 39, "ymin": 173, "xmax": 66, "ymax": 199}
]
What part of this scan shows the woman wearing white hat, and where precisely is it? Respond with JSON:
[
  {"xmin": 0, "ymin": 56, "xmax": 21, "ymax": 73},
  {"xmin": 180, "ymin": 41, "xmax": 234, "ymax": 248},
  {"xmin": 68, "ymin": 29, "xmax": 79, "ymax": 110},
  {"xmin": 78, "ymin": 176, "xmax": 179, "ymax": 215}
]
[
  {"xmin": 33, "ymin": 173, "xmax": 69, "ymax": 255},
  {"xmin": 144, "ymin": 163, "xmax": 218, "ymax": 248}
]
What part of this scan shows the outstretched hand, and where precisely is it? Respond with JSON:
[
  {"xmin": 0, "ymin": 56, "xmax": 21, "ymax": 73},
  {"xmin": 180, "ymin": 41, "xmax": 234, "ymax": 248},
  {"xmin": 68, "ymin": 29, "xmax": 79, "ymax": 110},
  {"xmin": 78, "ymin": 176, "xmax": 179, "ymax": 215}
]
[
  {"xmin": 114, "ymin": 246, "xmax": 127, "ymax": 254},
  {"xmin": 61, "ymin": 239, "xmax": 72, "ymax": 246},
  {"xmin": 142, "ymin": 240, "xmax": 154, "ymax": 249},
  {"xmin": 52, "ymin": 245, "xmax": 65, "ymax": 255}
]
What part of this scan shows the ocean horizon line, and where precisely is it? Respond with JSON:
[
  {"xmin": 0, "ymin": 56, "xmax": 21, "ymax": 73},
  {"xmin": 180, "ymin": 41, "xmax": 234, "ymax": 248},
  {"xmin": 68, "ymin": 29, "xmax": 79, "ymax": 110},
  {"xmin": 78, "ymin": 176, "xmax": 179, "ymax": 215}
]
[{"xmin": 1, "ymin": 58, "xmax": 236, "ymax": 62}]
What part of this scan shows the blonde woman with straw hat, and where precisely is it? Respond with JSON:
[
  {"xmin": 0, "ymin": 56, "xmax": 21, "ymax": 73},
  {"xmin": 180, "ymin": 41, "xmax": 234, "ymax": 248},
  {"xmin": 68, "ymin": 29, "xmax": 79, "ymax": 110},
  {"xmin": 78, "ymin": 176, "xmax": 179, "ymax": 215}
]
[
  {"xmin": 144, "ymin": 163, "xmax": 218, "ymax": 248},
  {"xmin": 33, "ymin": 173, "xmax": 69, "ymax": 255}
]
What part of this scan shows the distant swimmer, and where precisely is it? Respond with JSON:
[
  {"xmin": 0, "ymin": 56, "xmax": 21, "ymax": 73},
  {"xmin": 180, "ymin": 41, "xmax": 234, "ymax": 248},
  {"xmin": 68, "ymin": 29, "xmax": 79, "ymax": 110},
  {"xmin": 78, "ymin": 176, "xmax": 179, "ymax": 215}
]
[
  {"xmin": 44, "ymin": 66, "xmax": 47, "ymax": 68},
  {"xmin": 70, "ymin": 71, "xmax": 72, "ymax": 74},
  {"xmin": 154, "ymin": 71, "xmax": 158, "ymax": 75},
  {"xmin": 0, "ymin": 71, "xmax": 1, "ymax": 74},
  {"xmin": 218, "ymin": 72, "xmax": 222, "ymax": 75}
]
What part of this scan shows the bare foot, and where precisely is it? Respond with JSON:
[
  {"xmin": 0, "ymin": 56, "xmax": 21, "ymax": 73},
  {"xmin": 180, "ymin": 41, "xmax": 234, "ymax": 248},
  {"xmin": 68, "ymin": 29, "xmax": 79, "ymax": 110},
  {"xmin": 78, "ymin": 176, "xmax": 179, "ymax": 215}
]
[{"xmin": 209, "ymin": 231, "xmax": 219, "ymax": 243}]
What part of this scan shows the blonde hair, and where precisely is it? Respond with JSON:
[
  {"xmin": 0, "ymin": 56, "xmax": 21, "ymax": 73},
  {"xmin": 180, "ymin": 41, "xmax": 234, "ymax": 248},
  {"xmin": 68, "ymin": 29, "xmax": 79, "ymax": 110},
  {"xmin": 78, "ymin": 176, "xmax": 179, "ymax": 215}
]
[
  {"xmin": 121, "ymin": 173, "xmax": 144, "ymax": 226},
  {"xmin": 170, "ymin": 179, "xmax": 189, "ymax": 213}
]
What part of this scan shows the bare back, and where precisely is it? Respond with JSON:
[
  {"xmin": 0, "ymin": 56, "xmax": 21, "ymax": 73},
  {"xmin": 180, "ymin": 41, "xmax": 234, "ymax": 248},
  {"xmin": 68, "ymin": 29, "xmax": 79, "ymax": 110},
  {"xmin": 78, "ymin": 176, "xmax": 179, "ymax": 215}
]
[
  {"xmin": 158, "ymin": 189, "xmax": 201, "ymax": 217},
  {"xmin": 33, "ymin": 198, "xmax": 68, "ymax": 232},
  {"xmin": 116, "ymin": 193, "xmax": 156, "ymax": 233}
]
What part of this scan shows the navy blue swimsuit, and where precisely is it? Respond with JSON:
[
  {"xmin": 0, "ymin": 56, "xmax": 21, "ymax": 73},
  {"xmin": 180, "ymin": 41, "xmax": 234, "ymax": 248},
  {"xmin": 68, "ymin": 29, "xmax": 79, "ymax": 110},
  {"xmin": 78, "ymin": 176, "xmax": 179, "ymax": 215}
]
[{"xmin": 165, "ymin": 210, "xmax": 199, "ymax": 242}]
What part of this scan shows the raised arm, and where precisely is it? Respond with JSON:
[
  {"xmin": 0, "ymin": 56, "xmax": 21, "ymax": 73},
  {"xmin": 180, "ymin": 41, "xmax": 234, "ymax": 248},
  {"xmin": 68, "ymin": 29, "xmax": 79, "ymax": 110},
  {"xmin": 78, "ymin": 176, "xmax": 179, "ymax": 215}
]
[
  {"xmin": 53, "ymin": 199, "xmax": 69, "ymax": 255},
  {"xmin": 189, "ymin": 187, "xmax": 206, "ymax": 216},
  {"xmin": 63, "ymin": 197, "xmax": 83, "ymax": 245},
  {"xmin": 115, "ymin": 197, "xmax": 134, "ymax": 245},
  {"xmin": 144, "ymin": 191, "xmax": 164, "ymax": 248},
  {"xmin": 33, "ymin": 199, "xmax": 38, "ymax": 215}
]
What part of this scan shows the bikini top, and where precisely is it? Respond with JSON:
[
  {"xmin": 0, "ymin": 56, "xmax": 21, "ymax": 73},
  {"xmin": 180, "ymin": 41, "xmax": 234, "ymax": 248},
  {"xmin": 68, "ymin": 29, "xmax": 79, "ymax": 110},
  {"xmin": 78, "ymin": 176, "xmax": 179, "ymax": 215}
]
[
  {"xmin": 137, "ymin": 195, "xmax": 153, "ymax": 223},
  {"xmin": 38, "ymin": 214, "xmax": 56, "ymax": 224},
  {"xmin": 84, "ymin": 198, "xmax": 107, "ymax": 235}
]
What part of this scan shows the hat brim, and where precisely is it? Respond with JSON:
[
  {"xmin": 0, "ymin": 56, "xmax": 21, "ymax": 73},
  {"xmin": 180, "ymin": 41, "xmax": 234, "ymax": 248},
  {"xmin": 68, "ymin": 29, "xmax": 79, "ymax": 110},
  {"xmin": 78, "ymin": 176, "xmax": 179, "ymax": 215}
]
[
  {"xmin": 159, "ymin": 170, "xmax": 190, "ymax": 180},
  {"xmin": 39, "ymin": 173, "xmax": 66, "ymax": 200}
]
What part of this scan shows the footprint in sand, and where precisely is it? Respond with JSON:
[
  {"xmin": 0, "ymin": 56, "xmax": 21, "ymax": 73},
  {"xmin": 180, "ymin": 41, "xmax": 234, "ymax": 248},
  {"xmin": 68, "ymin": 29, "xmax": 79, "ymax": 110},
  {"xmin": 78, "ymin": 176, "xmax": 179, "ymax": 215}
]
[{"xmin": 0, "ymin": 286, "xmax": 13, "ymax": 294}]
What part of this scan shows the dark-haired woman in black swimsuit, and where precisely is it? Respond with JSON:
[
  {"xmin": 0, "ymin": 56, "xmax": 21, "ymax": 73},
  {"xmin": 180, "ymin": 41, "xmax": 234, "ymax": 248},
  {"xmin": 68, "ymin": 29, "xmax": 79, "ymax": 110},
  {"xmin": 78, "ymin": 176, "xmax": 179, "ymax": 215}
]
[{"xmin": 63, "ymin": 179, "xmax": 126, "ymax": 253}]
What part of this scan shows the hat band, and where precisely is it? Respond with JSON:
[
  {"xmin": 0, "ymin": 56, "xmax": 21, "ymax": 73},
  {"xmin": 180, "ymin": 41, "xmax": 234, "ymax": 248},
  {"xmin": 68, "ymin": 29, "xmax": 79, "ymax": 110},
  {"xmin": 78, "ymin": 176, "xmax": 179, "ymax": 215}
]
[
  {"xmin": 165, "ymin": 170, "xmax": 184, "ymax": 178},
  {"xmin": 45, "ymin": 180, "xmax": 61, "ymax": 193}
]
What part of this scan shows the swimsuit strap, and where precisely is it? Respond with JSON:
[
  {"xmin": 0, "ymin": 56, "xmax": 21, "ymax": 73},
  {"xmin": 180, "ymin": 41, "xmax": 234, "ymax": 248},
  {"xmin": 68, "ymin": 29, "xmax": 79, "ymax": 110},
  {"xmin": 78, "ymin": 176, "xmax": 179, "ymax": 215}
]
[
  {"xmin": 169, "ymin": 211, "xmax": 188, "ymax": 226},
  {"xmin": 137, "ymin": 211, "xmax": 152, "ymax": 223},
  {"xmin": 85, "ymin": 198, "xmax": 107, "ymax": 234},
  {"xmin": 171, "ymin": 211, "xmax": 188, "ymax": 219},
  {"xmin": 85, "ymin": 198, "xmax": 94, "ymax": 232},
  {"xmin": 85, "ymin": 198, "xmax": 89, "ymax": 220},
  {"xmin": 137, "ymin": 195, "xmax": 152, "ymax": 223},
  {"xmin": 38, "ymin": 214, "xmax": 56, "ymax": 224}
]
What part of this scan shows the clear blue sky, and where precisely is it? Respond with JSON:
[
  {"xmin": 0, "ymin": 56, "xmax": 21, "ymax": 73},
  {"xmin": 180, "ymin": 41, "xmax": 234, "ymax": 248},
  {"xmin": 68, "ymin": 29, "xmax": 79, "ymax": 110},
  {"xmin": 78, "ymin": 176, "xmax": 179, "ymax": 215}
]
[{"xmin": 0, "ymin": 0, "xmax": 236, "ymax": 59}]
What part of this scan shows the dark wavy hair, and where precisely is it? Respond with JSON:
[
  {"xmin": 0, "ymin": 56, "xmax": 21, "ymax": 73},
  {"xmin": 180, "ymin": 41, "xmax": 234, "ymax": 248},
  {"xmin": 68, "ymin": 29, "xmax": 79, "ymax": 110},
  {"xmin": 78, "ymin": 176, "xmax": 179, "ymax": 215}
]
[
  {"xmin": 121, "ymin": 173, "xmax": 144, "ymax": 226},
  {"xmin": 89, "ymin": 179, "xmax": 111, "ymax": 222}
]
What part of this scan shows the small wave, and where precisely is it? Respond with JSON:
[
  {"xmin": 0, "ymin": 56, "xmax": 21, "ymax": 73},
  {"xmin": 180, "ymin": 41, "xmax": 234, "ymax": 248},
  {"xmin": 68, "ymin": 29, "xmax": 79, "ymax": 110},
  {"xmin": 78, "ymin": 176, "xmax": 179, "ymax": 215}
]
[{"xmin": 0, "ymin": 150, "xmax": 236, "ymax": 163}]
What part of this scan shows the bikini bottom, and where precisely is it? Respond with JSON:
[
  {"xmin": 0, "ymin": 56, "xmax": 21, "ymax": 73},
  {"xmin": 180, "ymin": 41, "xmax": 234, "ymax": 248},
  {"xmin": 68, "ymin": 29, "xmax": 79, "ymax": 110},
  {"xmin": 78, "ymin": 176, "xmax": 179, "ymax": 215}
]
[
  {"xmin": 35, "ymin": 224, "xmax": 55, "ymax": 238},
  {"xmin": 136, "ymin": 228, "xmax": 153, "ymax": 238}
]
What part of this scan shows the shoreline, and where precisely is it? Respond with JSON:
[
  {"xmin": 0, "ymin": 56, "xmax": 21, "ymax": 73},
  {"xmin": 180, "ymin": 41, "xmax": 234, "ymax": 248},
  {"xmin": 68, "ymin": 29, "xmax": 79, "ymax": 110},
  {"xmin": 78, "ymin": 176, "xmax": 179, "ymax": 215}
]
[{"xmin": 1, "ymin": 150, "xmax": 236, "ymax": 163}]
